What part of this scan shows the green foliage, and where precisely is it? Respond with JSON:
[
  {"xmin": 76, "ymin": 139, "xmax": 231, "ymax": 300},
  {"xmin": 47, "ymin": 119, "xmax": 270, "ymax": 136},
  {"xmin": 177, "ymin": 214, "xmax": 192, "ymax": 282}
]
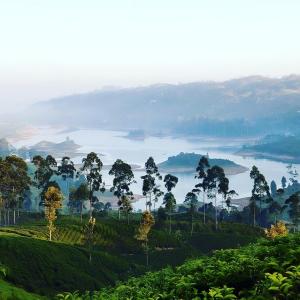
[{"xmin": 58, "ymin": 234, "xmax": 300, "ymax": 299}]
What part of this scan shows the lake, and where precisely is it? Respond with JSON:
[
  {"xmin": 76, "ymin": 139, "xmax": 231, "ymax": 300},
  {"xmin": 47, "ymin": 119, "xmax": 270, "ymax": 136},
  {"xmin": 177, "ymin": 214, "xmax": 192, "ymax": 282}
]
[{"xmin": 10, "ymin": 127, "xmax": 300, "ymax": 211}]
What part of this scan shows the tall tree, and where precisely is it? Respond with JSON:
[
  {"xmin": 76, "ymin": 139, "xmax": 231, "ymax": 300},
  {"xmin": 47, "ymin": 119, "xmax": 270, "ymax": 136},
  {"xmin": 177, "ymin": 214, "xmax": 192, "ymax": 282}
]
[
  {"xmin": 57, "ymin": 156, "xmax": 77, "ymax": 208},
  {"xmin": 205, "ymin": 165, "xmax": 226, "ymax": 230},
  {"xmin": 281, "ymin": 176, "xmax": 287, "ymax": 189},
  {"xmin": 119, "ymin": 195, "xmax": 133, "ymax": 224},
  {"xmin": 44, "ymin": 186, "xmax": 63, "ymax": 241},
  {"xmin": 69, "ymin": 183, "xmax": 89, "ymax": 222},
  {"xmin": 32, "ymin": 155, "xmax": 57, "ymax": 207},
  {"xmin": 109, "ymin": 159, "xmax": 135, "ymax": 220},
  {"xmin": 270, "ymin": 180, "xmax": 277, "ymax": 197},
  {"xmin": 285, "ymin": 192, "xmax": 300, "ymax": 232},
  {"xmin": 268, "ymin": 199, "xmax": 282, "ymax": 224},
  {"xmin": 250, "ymin": 166, "xmax": 271, "ymax": 226},
  {"xmin": 141, "ymin": 157, "xmax": 163, "ymax": 211},
  {"xmin": 135, "ymin": 210, "xmax": 155, "ymax": 267},
  {"xmin": 7, "ymin": 156, "xmax": 31, "ymax": 224},
  {"xmin": 82, "ymin": 216, "xmax": 96, "ymax": 263},
  {"xmin": 184, "ymin": 191, "xmax": 198, "ymax": 235},
  {"xmin": 163, "ymin": 174, "xmax": 178, "ymax": 234},
  {"xmin": 194, "ymin": 156, "xmax": 210, "ymax": 224},
  {"xmin": 81, "ymin": 152, "xmax": 105, "ymax": 217}
]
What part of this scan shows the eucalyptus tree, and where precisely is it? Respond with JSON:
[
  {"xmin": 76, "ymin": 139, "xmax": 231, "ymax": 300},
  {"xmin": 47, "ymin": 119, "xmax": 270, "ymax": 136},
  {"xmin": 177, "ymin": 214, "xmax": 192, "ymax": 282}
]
[
  {"xmin": 218, "ymin": 176, "xmax": 237, "ymax": 210},
  {"xmin": 5, "ymin": 156, "xmax": 31, "ymax": 224},
  {"xmin": 205, "ymin": 165, "xmax": 226, "ymax": 230},
  {"xmin": 135, "ymin": 210, "xmax": 155, "ymax": 267},
  {"xmin": 268, "ymin": 199, "xmax": 282, "ymax": 224},
  {"xmin": 184, "ymin": 191, "xmax": 198, "ymax": 235},
  {"xmin": 109, "ymin": 159, "xmax": 135, "ymax": 220},
  {"xmin": 194, "ymin": 156, "xmax": 210, "ymax": 224},
  {"xmin": 119, "ymin": 195, "xmax": 133, "ymax": 224},
  {"xmin": 69, "ymin": 183, "xmax": 89, "ymax": 222},
  {"xmin": 285, "ymin": 192, "xmax": 300, "ymax": 232},
  {"xmin": 81, "ymin": 152, "xmax": 105, "ymax": 217},
  {"xmin": 32, "ymin": 155, "xmax": 58, "ymax": 207},
  {"xmin": 163, "ymin": 174, "xmax": 178, "ymax": 234},
  {"xmin": 141, "ymin": 157, "xmax": 163, "ymax": 211},
  {"xmin": 44, "ymin": 186, "xmax": 63, "ymax": 241},
  {"xmin": 281, "ymin": 176, "xmax": 287, "ymax": 189},
  {"xmin": 57, "ymin": 156, "xmax": 77, "ymax": 207},
  {"xmin": 250, "ymin": 166, "xmax": 271, "ymax": 226}
]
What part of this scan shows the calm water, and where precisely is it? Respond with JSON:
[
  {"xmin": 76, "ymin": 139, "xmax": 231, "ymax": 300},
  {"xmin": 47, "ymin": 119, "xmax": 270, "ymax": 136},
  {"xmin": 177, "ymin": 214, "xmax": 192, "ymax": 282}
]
[{"xmin": 10, "ymin": 127, "xmax": 300, "ymax": 210}]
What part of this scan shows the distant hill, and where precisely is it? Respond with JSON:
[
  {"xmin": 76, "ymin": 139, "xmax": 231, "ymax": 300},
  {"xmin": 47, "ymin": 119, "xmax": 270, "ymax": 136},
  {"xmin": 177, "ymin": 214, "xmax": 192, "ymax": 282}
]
[
  {"xmin": 237, "ymin": 134, "xmax": 300, "ymax": 163},
  {"xmin": 158, "ymin": 152, "xmax": 248, "ymax": 175},
  {"xmin": 0, "ymin": 137, "xmax": 81, "ymax": 160},
  {"xmin": 29, "ymin": 75, "xmax": 300, "ymax": 137}
]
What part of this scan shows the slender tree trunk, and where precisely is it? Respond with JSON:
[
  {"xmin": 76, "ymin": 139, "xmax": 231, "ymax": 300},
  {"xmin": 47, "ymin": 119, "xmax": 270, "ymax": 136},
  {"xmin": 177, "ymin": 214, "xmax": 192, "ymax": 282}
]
[
  {"xmin": 80, "ymin": 202, "xmax": 83, "ymax": 223},
  {"xmin": 146, "ymin": 241, "xmax": 149, "ymax": 267},
  {"xmin": 49, "ymin": 226, "xmax": 52, "ymax": 241},
  {"xmin": 215, "ymin": 195, "xmax": 218, "ymax": 230},
  {"xmin": 203, "ymin": 192, "xmax": 206, "ymax": 224},
  {"xmin": 127, "ymin": 212, "xmax": 129, "ymax": 225},
  {"xmin": 191, "ymin": 214, "xmax": 194, "ymax": 236},
  {"xmin": 169, "ymin": 211, "xmax": 172, "ymax": 234},
  {"xmin": 118, "ymin": 208, "xmax": 120, "ymax": 220},
  {"xmin": 13, "ymin": 209, "xmax": 16, "ymax": 225},
  {"xmin": 253, "ymin": 205, "xmax": 256, "ymax": 227},
  {"xmin": 89, "ymin": 183, "xmax": 92, "ymax": 217},
  {"xmin": 7, "ymin": 209, "xmax": 10, "ymax": 226}
]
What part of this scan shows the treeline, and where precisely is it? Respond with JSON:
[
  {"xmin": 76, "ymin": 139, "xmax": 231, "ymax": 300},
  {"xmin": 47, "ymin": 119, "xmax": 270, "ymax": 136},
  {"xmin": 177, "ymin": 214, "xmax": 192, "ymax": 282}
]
[{"xmin": 0, "ymin": 152, "xmax": 299, "ymax": 235}]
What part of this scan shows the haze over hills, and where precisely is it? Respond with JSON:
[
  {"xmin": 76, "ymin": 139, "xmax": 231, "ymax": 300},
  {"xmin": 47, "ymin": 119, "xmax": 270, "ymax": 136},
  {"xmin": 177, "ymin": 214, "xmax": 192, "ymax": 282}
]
[{"xmin": 28, "ymin": 75, "xmax": 300, "ymax": 137}]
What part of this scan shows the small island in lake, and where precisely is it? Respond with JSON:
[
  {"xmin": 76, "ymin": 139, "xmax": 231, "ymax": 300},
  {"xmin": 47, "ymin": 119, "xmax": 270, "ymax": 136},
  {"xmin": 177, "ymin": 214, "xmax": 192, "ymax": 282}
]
[{"xmin": 158, "ymin": 152, "xmax": 248, "ymax": 175}]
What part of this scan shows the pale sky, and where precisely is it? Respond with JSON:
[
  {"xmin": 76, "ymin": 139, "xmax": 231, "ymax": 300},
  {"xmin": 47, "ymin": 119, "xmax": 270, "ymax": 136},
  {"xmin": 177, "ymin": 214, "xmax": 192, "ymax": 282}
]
[{"xmin": 0, "ymin": 0, "xmax": 300, "ymax": 112}]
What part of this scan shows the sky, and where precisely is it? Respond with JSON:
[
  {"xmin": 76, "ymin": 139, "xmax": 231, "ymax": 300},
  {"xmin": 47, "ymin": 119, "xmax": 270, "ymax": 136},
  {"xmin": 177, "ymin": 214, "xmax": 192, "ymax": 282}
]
[{"xmin": 0, "ymin": 0, "xmax": 300, "ymax": 112}]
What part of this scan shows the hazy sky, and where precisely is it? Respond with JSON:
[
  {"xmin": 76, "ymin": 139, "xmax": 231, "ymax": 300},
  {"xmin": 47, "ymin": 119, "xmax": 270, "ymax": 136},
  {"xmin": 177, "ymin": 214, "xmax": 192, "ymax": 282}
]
[{"xmin": 1, "ymin": 0, "xmax": 300, "ymax": 112}]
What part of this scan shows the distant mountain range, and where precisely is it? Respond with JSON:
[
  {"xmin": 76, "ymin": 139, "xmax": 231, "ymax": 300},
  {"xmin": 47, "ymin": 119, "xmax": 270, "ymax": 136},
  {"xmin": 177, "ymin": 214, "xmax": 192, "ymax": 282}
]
[
  {"xmin": 0, "ymin": 137, "xmax": 81, "ymax": 160},
  {"xmin": 29, "ymin": 75, "xmax": 300, "ymax": 137}
]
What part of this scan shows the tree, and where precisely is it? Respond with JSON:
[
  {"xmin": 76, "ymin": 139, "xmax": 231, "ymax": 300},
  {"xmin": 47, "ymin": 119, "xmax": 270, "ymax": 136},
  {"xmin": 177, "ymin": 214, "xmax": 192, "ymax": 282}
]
[
  {"xmin": 135, "ymin": 211, "xmax": 155, "ymax": 267},
  {"xmin": 109, "ymin": 159, "xmax": 135, "ymax": 220},
  {"xmin": 141, "ymin": 157, "xmax": 163, "ymax": 211},
  {"xmin": 194, "ymin": 156, "xmax": 210, "ymax": 224},
  {"xmin": 205, "ymin": 165, "xmax": 226, "ymax": 230},
  {"xmin": 6, "ymin": 156, "xmax": 31, "ymax": 224},
  {"xmin": 81, "ymin": 152, "xmax": 105, "ymax": 217},
  {"xmin": 44, "ymin": 186, "xmax": 63, "ymax": 241},
  {"xmin": 118, "ymin": 195, "xmax": 133, "ymax": 224},
  {"xmin": 82, "ymin": 216, "xmax": 96, "ymax": 263},
  {"xmin": 69, "ymin": 183, "xmax": 89, "ymax": 222},
  {"xmin": 265, "ymin": 221, "xmax": 288, "ymax": 239},
  {"xmin": 32, "ymin": 155, "xmax": 57, "ymax": 207},
  {"xmin": 285, "ymin": 192, "xmax": 300, "ymax": 232},
  {"xmin": 281, "ymin": 176, "xmax": 287, "ymax": 189},
  {"xmin": 270, "ymin": 180, "xmax": 277, "ymax": 196},
  {"xmin": 250, "ymin": 166, "xmax": 271, "ymax": 226},
  {"xmin": 184, "ymin": 191, "xmax": 198, "ymax": 235},
  {"xmin": 268, "ymin": 199, "xmax": 282, "ymax": 224},
  {"xmin": 163, "ymin": 174, "xmax": 178, "ymax": 234},
  {"xmin": 0, "ymin": 156, "xmax": 31, "ymax": 225},
  {"xmin": 57, "ymin": 156, "xmax": 77, "ymax": 208}
]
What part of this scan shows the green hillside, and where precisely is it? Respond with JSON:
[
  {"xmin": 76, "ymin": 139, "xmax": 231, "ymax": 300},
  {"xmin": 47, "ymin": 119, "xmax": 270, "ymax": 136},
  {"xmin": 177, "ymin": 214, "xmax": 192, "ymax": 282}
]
[
  {"xmin": 59, "ymin": 233, "xmax": 300, "ymax": 299},
  {"xmin": 0, "ymin": 213, "xmax": 262, "ymax": 297}
]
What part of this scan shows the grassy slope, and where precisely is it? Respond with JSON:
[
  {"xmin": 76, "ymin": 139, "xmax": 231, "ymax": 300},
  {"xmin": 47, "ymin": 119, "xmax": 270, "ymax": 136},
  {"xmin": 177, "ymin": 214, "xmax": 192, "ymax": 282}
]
[
  {"xmin": 0, "ymin": 280, "xmax": 43, "ymax": 300},
  {"xmin": 0, "ymin": 213, "xmax": 262, "ymax": 297},
  {"xmin": 69, "ymin": 233, "xmax": 300, "ymax": 299}
]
